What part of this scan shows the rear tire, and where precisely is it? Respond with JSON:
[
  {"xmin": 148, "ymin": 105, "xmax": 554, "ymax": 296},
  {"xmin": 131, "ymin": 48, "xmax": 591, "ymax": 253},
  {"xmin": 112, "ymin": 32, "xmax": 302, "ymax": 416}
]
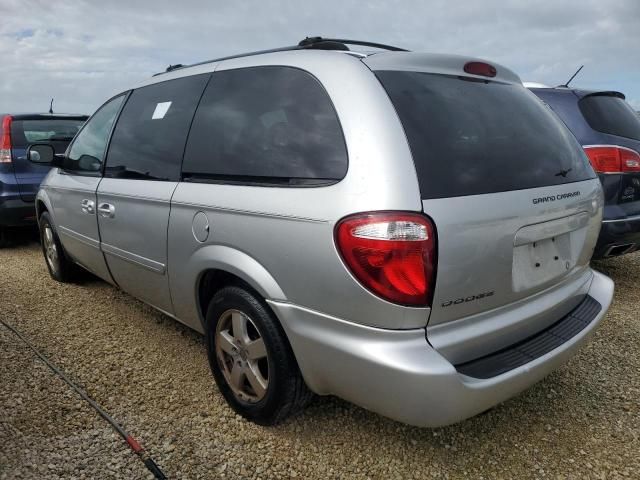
[
  {"xmin": 39, "ymin": 212, "xmax": 78, "ymax": 282},
  {"xmin": 205, "ymin": 285, "xmax": 313, "ymax": 425}
]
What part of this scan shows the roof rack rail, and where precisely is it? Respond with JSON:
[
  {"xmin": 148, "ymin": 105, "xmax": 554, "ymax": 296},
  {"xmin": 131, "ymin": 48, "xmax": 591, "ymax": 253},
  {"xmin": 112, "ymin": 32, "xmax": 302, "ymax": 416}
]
[
  {"xmin": 298, "ymin": 36, "xmax": 408, "ymax": 52},
  {"xmin": 153, "ymin": 36, "xmax": 408, "ymax": 76}
]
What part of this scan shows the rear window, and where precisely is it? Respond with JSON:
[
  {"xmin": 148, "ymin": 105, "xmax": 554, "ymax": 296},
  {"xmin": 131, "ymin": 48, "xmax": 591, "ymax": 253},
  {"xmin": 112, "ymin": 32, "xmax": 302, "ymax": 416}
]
[
  {"xmin": 579, "ymin": 94, "xmax": 640, "ymax": 141},
  {"xmin": 376, "ymin": 71, "xmax": 595, "ymax": 199},
  {"xmin": 10, "ymin": 119, "xmax": 85, "ymax": 147}
]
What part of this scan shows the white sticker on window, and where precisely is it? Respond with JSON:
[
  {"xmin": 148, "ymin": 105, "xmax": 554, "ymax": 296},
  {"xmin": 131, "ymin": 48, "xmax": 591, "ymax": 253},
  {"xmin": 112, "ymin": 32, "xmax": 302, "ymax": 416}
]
[{"xmin": 152, "ymin": 101, "xmax": 172, "ymax": 119}]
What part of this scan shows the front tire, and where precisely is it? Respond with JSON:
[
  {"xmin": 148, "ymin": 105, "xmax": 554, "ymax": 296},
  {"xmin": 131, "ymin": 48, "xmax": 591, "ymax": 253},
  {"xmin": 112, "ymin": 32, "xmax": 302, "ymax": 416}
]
[
  {"xmin": 205, "ymin": 285, "xmax": 313, "ymax": 425},
  {"xmin": 39, "ymin": 212, "xmax": 78, "ymax": 282},
  {"xmin": 0, "ymin": 229, "xmax": 11, "ymax": 248}
]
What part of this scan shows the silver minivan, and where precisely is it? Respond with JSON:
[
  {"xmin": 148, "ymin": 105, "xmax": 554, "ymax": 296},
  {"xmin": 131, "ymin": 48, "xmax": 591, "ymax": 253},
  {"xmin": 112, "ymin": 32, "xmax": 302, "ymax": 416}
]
[{"xmin": 29, "ymin": 38, "xmax": 614, "ymax": 427}]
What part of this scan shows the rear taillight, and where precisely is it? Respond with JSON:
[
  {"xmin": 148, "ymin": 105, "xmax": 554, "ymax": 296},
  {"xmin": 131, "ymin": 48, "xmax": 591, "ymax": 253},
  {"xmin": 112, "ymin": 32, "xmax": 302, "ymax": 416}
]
[
  {"xmin": 0, "ymin": 115, "xmax": 12, "ymax": 163},
  {"xmin": 583, "ymin": 145, "xmax": 640, "ymax": 173},
  {"xmin": 335, "ymin": 212, "xmax": 437, "ymax": 306}
]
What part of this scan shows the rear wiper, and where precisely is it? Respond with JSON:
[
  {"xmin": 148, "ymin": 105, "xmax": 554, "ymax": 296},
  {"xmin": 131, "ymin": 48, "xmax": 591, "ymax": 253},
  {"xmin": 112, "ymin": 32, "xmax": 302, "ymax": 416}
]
[{"xmin": 554, "ymin": 168, "xmax": 572, "ymax": 178}]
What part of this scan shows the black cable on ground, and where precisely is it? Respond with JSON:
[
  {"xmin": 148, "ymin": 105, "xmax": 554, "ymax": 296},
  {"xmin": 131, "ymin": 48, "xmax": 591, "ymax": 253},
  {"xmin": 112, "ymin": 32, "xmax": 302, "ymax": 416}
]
[{"xmin": 0, "ymin": 319, "xmax": 167, "ymax": 480}]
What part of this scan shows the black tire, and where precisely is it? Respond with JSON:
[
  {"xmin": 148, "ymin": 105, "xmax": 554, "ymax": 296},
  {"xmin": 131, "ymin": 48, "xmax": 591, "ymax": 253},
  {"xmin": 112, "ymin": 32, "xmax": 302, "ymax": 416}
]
[
  {"xmin": 39, "ymin": 212, "xmax": 79, "ymax": 282},
  {"xmin": 0, "ymin": 229, "xmax": 11, "ymax": 248},
  {"xmin": 205, "ymin": 285, "xmax": 313, "ymax": 425}
]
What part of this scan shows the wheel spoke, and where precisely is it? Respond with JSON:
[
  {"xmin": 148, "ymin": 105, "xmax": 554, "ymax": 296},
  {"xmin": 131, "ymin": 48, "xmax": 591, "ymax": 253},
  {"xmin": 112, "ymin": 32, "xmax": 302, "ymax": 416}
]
[
  {"xmin": 217, "ymin": 330, "xmax": 236, "ymax": 355},
  {"xmin": 245, "ymin": 363, "xmax": 267, "ymax": 398},
  {"xmin": 231, "ymin": 311, "xmax": 249, "ymax": 344},
  {"xmin": 44, "ymin": 228, "xmax": 53, "ymax": 245},
  {"xmin": 245, "ymin": 337, "xmax": 267, "ymax": 360},
  {"xmin": 230, "ymin": 362, "xmax": 245, "ymax": 390}
]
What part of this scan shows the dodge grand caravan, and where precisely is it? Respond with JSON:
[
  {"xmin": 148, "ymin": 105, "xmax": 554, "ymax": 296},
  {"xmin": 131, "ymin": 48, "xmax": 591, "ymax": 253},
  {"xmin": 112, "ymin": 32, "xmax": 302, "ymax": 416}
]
[{"xmin": 29, "ymin": 38, "xmax": 614, "ymax": 427}]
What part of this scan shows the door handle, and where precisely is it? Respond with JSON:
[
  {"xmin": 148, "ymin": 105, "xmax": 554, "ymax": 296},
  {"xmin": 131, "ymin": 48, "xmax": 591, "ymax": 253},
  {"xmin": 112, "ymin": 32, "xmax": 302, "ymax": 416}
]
[
  {"xmin": 97, "ymin": 203, "xmax": 115, "ymax": 218},
  {"xmin": 81, "ymin": 199, "xmax": 95, "ymax": 214}
]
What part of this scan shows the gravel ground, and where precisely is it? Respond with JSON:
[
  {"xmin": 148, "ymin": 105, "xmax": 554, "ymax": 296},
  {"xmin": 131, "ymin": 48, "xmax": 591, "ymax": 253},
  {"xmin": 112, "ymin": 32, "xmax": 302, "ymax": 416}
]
[{"xmin": 0, "ymin": 241, "xmax": 638, "ymax": 479}]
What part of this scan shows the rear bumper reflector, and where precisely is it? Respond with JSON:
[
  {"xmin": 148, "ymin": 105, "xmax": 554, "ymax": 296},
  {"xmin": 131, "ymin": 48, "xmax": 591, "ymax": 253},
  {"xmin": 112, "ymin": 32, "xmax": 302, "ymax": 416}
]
[{"xmin": 455, "ymin": 295, "xmax": 602, "ymax": 379}]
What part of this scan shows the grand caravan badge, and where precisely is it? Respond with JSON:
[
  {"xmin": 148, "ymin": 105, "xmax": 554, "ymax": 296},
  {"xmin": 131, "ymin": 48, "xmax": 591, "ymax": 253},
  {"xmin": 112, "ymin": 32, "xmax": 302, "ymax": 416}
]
[{"xmin": 532, "ymin": 191, "xmax": 581, "ymax": 205}]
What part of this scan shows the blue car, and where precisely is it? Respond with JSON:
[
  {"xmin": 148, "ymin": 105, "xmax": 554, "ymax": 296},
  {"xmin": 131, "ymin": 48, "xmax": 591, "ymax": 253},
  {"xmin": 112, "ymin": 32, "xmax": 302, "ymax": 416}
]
[
  {"xmin": 529, "ymin": 87, "xmax": 640, "ymax": 258},
  {"xmin": 0, "ymin": 113, "xmax": 88, "ymax": 247}
]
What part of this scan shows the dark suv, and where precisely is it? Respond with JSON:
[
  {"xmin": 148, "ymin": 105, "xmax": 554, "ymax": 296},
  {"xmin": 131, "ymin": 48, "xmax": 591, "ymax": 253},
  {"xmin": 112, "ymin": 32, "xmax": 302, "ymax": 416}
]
[
  {"xmin": 0, "ymin": 113, "xmax": 87, "ymax": 246},
  {"xmin": 529, "ymin": 87, "xmax": 640, "ymax": 258}
]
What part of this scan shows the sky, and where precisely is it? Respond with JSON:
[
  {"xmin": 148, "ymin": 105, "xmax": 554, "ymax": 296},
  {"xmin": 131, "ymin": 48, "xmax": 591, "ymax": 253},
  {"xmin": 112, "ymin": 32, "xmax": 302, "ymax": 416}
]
[{"xmin": 1, "ymin": 0, "xmax": 639, "ymax": 115}]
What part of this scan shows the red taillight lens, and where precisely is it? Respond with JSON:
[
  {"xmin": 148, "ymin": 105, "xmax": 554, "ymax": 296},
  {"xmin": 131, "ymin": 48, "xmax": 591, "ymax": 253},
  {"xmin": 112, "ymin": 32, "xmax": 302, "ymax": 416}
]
[
  {"xmin": 583, "ymin": 145, "xmax": 640, "ymax": 173},
  {"xmin": 335, "ymin": 212, "xmax": 437, "ymax": 306},
  {"xmin": 463, "ymin": 61, "xmax": 497, "ymax": 78},
  {"xmin": 0, "ymin": 115, "xmax": 12, "ymax": 163},
  {"xmin": 620, "ymin": 148, "xmax": 640, "ymax": 172}
]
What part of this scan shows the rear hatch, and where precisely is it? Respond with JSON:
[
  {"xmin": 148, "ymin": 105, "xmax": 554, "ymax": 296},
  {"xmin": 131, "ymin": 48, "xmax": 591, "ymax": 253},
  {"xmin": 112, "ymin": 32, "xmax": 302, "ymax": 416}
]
[
  {"xmin": 371, "ymin": 62, "xmax": 602, "ymax": 359},
  {"xmin": 577, "ymin": 92, "xmax": 640, "ymax": 218},
  {"xmin": 10, "ymin": 115, "xmax": 86, "ymax": 201}
]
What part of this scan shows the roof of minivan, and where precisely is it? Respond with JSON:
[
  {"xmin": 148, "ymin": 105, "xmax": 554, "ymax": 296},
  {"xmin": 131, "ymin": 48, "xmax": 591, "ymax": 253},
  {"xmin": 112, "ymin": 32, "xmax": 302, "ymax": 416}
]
[{"xmin": 135, "ymin": 49, "xmax": 522, "ymax": 89}]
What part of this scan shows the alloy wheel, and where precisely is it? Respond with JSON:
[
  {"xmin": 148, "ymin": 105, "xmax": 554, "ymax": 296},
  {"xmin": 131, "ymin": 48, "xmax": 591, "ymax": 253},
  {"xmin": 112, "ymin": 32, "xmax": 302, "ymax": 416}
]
[
  {"xmin": 215, "ymin": 309, "xmax": 269, "ymax": 403},
  {"xmin": 43, "ymin": 226, "xmax": 59, "ymax": 274}
]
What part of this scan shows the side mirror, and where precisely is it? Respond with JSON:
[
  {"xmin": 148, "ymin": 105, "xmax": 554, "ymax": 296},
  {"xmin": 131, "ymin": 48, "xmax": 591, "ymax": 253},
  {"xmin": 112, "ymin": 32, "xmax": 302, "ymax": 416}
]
[
  {"xmin": 27, "ymin": 144, "xmax": 55, "ymax": 165},
  {"xmin": 77, "ymin": 154, "xmax": 102, "ymax": 172}
]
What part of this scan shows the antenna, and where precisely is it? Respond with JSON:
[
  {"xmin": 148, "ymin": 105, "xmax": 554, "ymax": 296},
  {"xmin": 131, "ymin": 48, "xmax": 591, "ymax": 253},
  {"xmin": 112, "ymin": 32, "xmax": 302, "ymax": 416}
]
[
  {"xmin": 49, "ymin": 98, "xmax": 54, "ymax": 114},
  {"xmin": 561, "ymin": 65, "xmax": 584, "ymax": 88}
]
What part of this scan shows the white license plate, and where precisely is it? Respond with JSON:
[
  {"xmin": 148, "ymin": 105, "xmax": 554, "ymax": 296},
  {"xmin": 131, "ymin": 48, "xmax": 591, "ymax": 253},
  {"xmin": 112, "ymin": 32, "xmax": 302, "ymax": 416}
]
[{"xmin": 512, "ymin": 233, "xmax": 574, "ymax": 292}]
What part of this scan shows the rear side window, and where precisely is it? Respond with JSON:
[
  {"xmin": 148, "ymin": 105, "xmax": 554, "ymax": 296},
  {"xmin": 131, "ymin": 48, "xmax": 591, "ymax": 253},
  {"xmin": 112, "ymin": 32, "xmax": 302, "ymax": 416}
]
[
  {"xmin": 105, "ymin": 74, "xmax": 210, "ymax": 181},
  {"xmin": 10, "ymin": 119, "xmax": 85, "ymax": 147},
  {"xmin": 376, "ymin": 71, "xmax": 595, "ymax": 199},
  {"xmin": 182, "ymin": 66, "xmax": 347, "ymax": 185},
  {"xmin": 579, "ymin": 94, "xmax": 640, "ymax": 141}
]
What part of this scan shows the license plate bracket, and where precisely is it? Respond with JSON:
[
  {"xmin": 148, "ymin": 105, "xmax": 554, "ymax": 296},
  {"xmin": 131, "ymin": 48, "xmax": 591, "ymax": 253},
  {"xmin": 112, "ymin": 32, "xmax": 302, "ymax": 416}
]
[{"xmin": 512, "ymin": 233, "xmax": 574, "ymax": 292}]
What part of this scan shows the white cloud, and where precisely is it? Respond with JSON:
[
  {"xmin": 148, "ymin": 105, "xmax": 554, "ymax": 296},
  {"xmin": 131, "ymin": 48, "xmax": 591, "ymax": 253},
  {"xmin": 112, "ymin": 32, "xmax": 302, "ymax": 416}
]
[{"xmin": 1, "ymin": 0, "xmax": 638, "ymax": 114}]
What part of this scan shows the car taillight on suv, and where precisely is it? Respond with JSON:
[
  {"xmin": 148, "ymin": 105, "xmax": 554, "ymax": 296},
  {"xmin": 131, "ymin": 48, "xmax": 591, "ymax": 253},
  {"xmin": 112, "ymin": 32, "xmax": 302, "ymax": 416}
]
[
  {"xmin": 335, "ymin": 212, "xmax": 437, "ymax": 306},
  {"xmin": 0, "ymin": 115, "xmax": 12, "ymax": 163},
  {"xmin": 583, "ymin": 145, "xmax": 640, "ymax": 173}
]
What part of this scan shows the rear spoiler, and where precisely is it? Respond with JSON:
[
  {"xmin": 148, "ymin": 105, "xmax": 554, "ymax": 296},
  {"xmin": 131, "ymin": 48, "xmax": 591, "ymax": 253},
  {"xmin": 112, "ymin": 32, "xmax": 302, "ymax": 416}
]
[{"xmin": 578, "ymin": 90, "xmax": 626, "ymax": 100}]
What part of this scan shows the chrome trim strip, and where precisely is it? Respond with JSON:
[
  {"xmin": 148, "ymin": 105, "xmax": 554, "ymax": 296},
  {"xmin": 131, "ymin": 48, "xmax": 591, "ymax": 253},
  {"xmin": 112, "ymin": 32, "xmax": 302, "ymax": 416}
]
[
  {"xmin": 97, "ymin": 191, "xmax": 169, "ymax": 204},
  {"xmin": 58, "ymin": 226, "xmax": 100, "ymax": 249},
  {"xmin": 171, "ymin": 201, "xmax": 328, "ymax": 223},
  {"xmin": 101, "ymin": 242, "xmax": 166, "ymax": 274},
  {"xmin": 47, "ymin": 185, "xmax": 97, "ymax": 194},
  {"xmin": 602, "ymin": 214, "xmax": 640, "ymax": 223},
  {"xmin": 583, "ymin": 144, "xmax": 639, "ymax": 154}
]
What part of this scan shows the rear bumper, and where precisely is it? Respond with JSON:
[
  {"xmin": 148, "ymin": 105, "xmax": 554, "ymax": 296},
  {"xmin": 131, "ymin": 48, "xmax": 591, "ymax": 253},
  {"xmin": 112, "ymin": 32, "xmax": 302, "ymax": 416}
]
[
  {"xmin": 594, "ymin": 214, "xmax": 640, "ymax": 258},
  {"xmin": 0, "ymin": 196, "xmax": 37, "ymax": 227},
  {"xmin": 269, "ymin": 269, "xmax": 613, "ymax": 427}
]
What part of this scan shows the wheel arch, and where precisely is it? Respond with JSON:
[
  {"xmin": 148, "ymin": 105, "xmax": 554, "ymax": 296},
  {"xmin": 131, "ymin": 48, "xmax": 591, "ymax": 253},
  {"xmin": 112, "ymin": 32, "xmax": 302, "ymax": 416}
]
[
  {"xmin": 189, "ymin": 245, "xmax": 287, "ymax": 332},
  {"xmin": 35, "ymin": 191, "xmax": 53, "ymax": 224}
]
